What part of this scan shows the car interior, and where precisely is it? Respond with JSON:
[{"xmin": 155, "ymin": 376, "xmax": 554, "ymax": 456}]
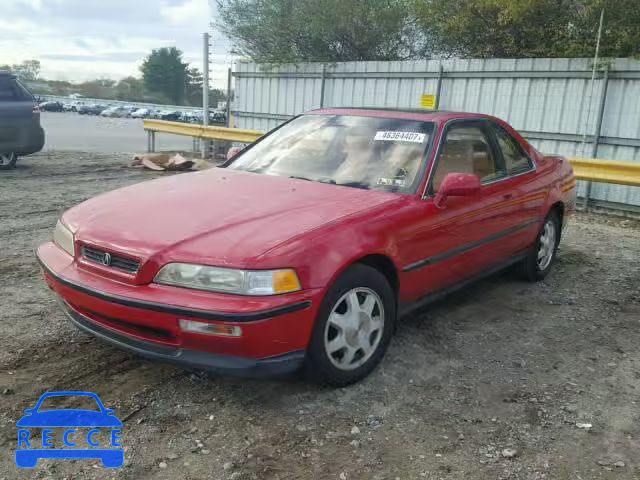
[{"xmin": 432, "ymin": 126, "xmax": 505, "ymax": 192}]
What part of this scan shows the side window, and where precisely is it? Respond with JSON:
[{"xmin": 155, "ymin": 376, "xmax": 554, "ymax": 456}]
[
  {"xmin": 0, "ymin": 78, "xmax": 18, "ymax": 102},
  {"xmin": 0, "ymin": 77, "xmax": 29, "ymax": 102},
  {"xmin": 493, "ymin": 124, "xmax": 533, "ymax": 174},
  {"xmin": 432, "ymin": 124, "xmax": 504, "ymax": 192}
]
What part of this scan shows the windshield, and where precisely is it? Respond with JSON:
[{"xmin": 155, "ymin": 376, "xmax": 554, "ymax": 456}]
[{"xmin": 227, "ymin": 114, "xmax": 434, "ymax": 193}]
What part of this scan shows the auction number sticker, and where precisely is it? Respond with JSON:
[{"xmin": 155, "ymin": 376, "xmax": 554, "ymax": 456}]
[{"xmin": 374, "ymin": 131, "xmax": 426, "ymax": 143}]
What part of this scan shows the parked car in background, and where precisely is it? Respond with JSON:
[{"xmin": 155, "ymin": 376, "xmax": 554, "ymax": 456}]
[
  {"xmin": 0, "ymin": 71, "xmax": 45, "ymax": 170},
  {"xmin": 180, "ymin": 111, "xmax": 200, "ymax": 123},
  {"xmin": 77, "ymin": 103, "xmax": 107, "ymax": 116},
  {"xmin": 100, "ymin": 106, "xmax": 130, "ymax": 118},
  {"xmin": 63, "ymin": 101, "xmax": 85, "ymax": 112},
  {"xmin": 159, "ymin": 110, "xmax": 182, "ymax": 121},
  {"xmin": 37, "ymin": 108, "xmax": 576, "ymax": 385},
  {"xmin": 122, "ymin": 105, "xmax": 138, "ymax": 115},
  {"xmin": 39, "ymin": 101, "xmax": 64, "ymax": 112},
  {"xmin": 210, "ymin": 111, "xmax": 226, "ymax": 124},
  {"xmin": 131, "ymin": 108, "xmax": 154, "ymax": 119}
]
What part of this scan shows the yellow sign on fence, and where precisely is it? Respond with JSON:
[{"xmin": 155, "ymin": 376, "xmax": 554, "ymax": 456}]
[{"xmin": 420, "ymin": 94, "xmax": 437, "ymax": 109}]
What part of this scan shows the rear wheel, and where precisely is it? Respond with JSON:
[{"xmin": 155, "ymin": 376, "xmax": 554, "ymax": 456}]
[
  {"xmin": 305, "ymin": 264, "xmax": 395, "ymax": 386},
  {"xmin": 0, "ymin": 152, "xmax": 17, "ymax": 170},
  {"xmin": 521, "ymin": 211, "xmax": 560, "ymax": 281}
]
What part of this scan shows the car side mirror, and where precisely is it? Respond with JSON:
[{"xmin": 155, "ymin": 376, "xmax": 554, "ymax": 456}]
[
  {"xmin": 434, "ymin": 173, "xmax": 481, "ymax": 208},
  {"xmin": 226, "ymin": 146, "xmax": 242, "ymax": 161}
]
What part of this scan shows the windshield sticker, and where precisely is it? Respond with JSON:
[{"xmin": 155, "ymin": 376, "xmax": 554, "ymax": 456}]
[
  {"xmin": 374, "ymin": 131, "xmax": 426, "ymax": 143},
  {"xmin": 377, "ymin": 177, "xmax": 408, "ymax": 187}
]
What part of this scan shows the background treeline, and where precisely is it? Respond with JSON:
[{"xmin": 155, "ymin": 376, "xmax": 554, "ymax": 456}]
[
  {"xmin": 216, "ymin": 0, "xmax": 639, "ymax": 62},
  {"xmin": 2, "ymin": 48, "xmax": 226, "ymax": 107}
]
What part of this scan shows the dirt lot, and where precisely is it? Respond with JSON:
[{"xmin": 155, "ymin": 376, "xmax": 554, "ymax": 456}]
[{"xmin": 1, "ymin": 152, "xmax": 639, "ymax": 480}]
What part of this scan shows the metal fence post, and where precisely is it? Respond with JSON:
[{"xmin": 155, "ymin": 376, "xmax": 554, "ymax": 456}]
[
  {"xmin": 202, "ymin": 32, "xmax": 211, "ymax": 159},
  {"xmin": 435, "ymin": 64, "xmax": 444, "ymax": 110},
  {"xmin": 583, "ymin": 66, "xmax": 610, "ymax": 209},
  {"xmin": 226, "ymin": 67, "xmax": 232, "ymax": 128},
  {"xmin": 319, "ymin": 64, "xmax": 327, "ymax": 108},
  {"xmin": 147, "ymin": 131, "xmax": 156, "ymax": 153}
]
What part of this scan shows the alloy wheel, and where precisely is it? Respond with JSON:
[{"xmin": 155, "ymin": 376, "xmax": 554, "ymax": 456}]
[
  {"xmin": 537, "ymin": 218, "xmax": 557, "ymax": 271},
  {"xmin": 0, "ymin": 152, "xmax": 15, "ymax": 167},
  {"xmin": 324, "ymin": 287, "xmax": 385, "ymax": 371}
]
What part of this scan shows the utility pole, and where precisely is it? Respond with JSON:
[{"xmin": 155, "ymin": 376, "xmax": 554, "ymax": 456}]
[
  {"xmin": 202, "ymin": 32, "xmax": 210, "ymax": 159},
  {"xmin": 581, "ymin": 8, "xmax": 605, "ymax": 209}
]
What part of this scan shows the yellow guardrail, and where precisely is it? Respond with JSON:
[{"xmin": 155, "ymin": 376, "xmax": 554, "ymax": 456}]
[
  {"xmin": 143, "ymin": 119, "xmax": 263, "ymax": 144},
  {"xmin": 568, "ymin": 157, "xmax": 640, "ymax": 187},
  {"xmin": 143, "ymin": 120, "xmax": 640, "ymax": 187}
]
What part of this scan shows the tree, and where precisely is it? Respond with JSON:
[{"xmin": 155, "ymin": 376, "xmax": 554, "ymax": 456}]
[
  {"xmin": 186, "ymin": 67, "xmax": 204, "ymax": 106},
  {"xmin": 115, "ymin": 76, "xmax": 145, "ymax": 101},
  {"xmin": 411, "ymin": 0, "xmax": 640, "ymax": 58},
  {"xmin": 209, "ymin": 88, "xmax": 227, "ymax": 109},
  {"xmin": 217, "ymin": 0, "xmax": 425, "ymax": 63},
  {"xmin": 9, "ymin": 60, "xmax": 41, "ymax": 81},
  {"xmin": 217, "ymin": 0, "xmax": 639, "ymax": 62},
  {"xmin": 140, "ymin": 47, "xmax": 188, "ymax": 104}
]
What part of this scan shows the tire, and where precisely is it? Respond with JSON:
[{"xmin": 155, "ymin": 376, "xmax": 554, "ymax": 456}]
[
  {"xmin": 521, "ymin": 210, "xmax": 560, "ymax": 282},
  {"xmin": 304, "ymin": 264, "xmax": 396, "ymax": 386},
  {"xmin": 0, "ymin": 152, "xmax": 17, "ymax": 170}
]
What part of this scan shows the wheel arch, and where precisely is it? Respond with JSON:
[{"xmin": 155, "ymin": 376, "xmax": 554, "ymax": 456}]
[
  {"xmin": 352, "ymin": 254, "xmax": 399, "ymax": 297},
  {"xmin": 549, "ymin": 201, "xmax": 564, "ymax": 241}
]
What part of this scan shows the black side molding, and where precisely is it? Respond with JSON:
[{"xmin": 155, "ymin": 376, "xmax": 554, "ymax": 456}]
[
  {"xmin": 37, "ymin": 256, "xmax": 311, "ymax": 323},
  {"xmin": 403, "ymin": 218, "xmax": 540, "ymax": 272},
  {"xmin": 399, "ymin": 251, "xmax": 528, "ymax": 317}
]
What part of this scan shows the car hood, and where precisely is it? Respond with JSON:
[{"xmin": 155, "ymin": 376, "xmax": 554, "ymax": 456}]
[
  {"xmin": 16, "ymin": 410, "xmax": 122, "ymax": 427},
  {"xmin": 63, "ymin": 168, "xmax": 401, "ymax": 271}
]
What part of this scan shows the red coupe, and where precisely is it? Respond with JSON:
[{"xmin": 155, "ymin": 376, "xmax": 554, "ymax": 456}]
[{"xmin": 37, "ymin": 109, "xmax": 576, "ymax": 385}]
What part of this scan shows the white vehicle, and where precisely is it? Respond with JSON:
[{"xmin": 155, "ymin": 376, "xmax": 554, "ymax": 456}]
[
  {"xmin": 63, "ymin": 101, "xmax": 84, "ymax": 112},
  {"xmin": 131, "ymin": 108, "xmax": 152, "ymax": 119},
  {"xmin": 100, "ymin": 106, "xmax": 130, "ymax": 118}
]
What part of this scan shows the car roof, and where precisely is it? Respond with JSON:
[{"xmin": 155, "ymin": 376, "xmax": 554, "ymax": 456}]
[{"xmin": 309, "ymin": 107, "xmax": 498, "ymax": 124}]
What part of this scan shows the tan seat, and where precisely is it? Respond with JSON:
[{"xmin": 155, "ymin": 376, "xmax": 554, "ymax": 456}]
[
  {"xmin": 472, "ymin": 151, "xmax": 493, "ymax": 180},
  {"xmin": 432, "ymin": 141, "xmax": 474, "ymax": 192}
]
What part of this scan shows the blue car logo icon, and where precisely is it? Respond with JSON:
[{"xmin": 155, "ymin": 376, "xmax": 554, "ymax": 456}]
[{"xmin": 16, "ymin": 391, "xmax": 123, "ymax": 468}]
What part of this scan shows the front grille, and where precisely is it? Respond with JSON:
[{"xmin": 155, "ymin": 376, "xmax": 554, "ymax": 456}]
[{"xmin": 82, "ymin": 246, "xmax": 140, "ymax": 274}]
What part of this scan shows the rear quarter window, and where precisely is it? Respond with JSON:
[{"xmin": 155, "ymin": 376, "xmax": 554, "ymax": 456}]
[
  {"xmin": 492, "ymin": 124, "xmax": 533, "ymax": 175},
  {"xmin": 0, "ymin": 77, "xmax": 32, "ymax": 102}
]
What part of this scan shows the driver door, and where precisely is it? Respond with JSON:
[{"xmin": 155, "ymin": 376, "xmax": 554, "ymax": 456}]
[{"xmin": 397, "ymin": 120, "xmax": 516, "ymax": 302}]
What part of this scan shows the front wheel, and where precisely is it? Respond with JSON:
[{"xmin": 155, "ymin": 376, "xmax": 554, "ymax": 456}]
[
  {"xmin": 521, "ymin": 211, "xmax": 560, "ymax": 281},
  {"xmin": 304, "ymin": 264, "xmax": 395, "ymax": 386},
  {"xmin": 0, "ymin": 152, "xmax": 17, "ymax": 170}
]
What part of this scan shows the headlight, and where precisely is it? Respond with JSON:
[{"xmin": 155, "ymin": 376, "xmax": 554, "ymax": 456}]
[
  {"xmin": 154, "ymin": 263, "xmax": 301, "ymax": 295},
  {"xmin": 53, "ymin": 220, "xmax": 75, "ymax": 257}
]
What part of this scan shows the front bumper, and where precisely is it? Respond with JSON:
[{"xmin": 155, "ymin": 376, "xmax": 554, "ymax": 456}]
[
  {"xmin": 37, "ymin": 242, "xmax": 321, "ymax": 376},
  {"xmin": 59, "ymin": 299, "xmax": 305, "ymax": 376}
]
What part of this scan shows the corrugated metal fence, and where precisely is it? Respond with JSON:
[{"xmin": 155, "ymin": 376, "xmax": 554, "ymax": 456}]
[{"xmin": 232, "ymin": 58, "xmax": 640, "ymax": 212}]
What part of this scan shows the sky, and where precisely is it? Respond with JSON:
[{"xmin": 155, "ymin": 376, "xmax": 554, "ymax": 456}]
[{"xmin": 0, "ymin": 0, "xmax": 234, "ymax": 88}]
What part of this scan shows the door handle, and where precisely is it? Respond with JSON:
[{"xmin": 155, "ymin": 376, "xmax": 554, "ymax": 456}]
[{"xmin": 503, "ymin": 193, "xmax": 514, "ymax": 200}]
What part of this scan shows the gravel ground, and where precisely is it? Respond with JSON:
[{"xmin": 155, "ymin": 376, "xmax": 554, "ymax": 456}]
[{"xmin": 1, "ymin": 152, "xmax": 639, "ymax": 480}]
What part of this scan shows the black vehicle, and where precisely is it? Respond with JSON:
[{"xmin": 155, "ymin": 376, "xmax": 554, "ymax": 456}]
[
  {"xmin": 0, "ymin": 71, "xmax": 45, "ymax": 170},
  {"xmin": 78, "ymin": 103, "xmax": 107, "ymax": 115},
  {"xmin": 39, "ymin": 100, "xmax": 64, "ymax": 112},
  {"xmin": 159, "ymin": 110, "xmax": 182, "ymax": 121}
]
